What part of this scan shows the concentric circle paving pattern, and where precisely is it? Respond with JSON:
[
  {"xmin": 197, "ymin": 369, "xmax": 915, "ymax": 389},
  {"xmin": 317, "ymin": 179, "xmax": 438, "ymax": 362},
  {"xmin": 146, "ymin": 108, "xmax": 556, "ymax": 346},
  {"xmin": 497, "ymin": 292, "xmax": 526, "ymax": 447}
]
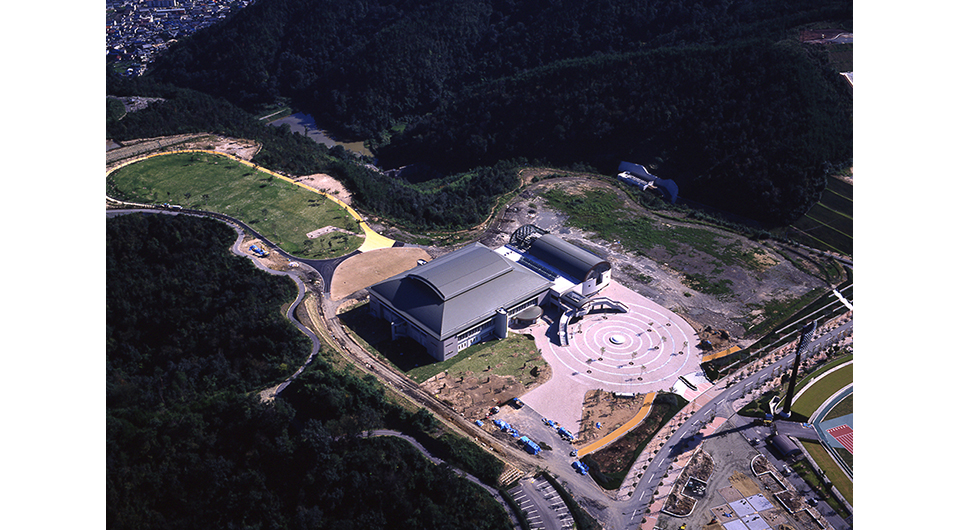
[{"xmin": 546, "ymin": 302, "xmax": 697, "ymax": 391}]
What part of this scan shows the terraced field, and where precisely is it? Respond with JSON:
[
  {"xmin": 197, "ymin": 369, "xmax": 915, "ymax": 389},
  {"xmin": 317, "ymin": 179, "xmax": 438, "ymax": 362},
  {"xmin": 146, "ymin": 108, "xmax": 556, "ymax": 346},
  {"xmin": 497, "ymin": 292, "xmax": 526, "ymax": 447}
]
[{"xmin": 790, "ymin": 176, "xmax": 853, "ymax": 255}]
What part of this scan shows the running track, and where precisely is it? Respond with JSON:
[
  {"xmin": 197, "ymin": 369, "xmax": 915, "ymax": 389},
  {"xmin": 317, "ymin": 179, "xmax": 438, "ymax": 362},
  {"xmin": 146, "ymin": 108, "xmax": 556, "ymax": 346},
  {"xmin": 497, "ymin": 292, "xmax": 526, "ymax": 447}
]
[{"xmin": 827, "ymin": 424, "xmax": 853, "ymax": 453}]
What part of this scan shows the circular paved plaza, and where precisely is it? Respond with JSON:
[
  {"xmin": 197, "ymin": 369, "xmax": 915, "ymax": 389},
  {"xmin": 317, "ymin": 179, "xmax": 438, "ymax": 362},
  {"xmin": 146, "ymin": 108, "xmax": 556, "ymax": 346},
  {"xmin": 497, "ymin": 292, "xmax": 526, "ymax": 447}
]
[
  {"xmin": 555, "ymin": 302, "xmax": 695, "ymax": 389},
  {"xmin": 520, "ymin": 281, "xmax": 705, "ymax": 433}
]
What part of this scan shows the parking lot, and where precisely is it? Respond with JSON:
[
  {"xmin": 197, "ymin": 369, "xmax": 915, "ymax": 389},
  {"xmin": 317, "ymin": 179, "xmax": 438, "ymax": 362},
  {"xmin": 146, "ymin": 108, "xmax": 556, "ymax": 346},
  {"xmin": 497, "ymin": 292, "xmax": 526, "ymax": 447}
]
[{"xmin": 508, "ymin": 477, "xmax": 574, "ymax": 530}]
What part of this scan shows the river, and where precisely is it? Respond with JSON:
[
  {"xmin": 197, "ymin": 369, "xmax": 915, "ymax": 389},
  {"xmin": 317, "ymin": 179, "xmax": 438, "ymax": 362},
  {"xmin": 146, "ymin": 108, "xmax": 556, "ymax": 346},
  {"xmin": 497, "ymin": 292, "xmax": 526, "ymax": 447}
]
[{"xmin": 267, "ymin": 112, "xmax": 372, "ymax": 157}]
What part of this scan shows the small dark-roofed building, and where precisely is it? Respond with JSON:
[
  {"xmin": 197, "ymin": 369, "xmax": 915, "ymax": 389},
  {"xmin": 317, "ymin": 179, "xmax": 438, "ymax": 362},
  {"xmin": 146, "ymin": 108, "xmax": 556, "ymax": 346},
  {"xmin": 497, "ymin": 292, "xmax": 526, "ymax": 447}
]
[
  {"xmin": 768, "ymin": 434, "xmax": 803, "ymax": 460},
  {"xmin": 528, "ymin": 234, "xmax": 610, "ymax": 286},
  {"xmin": 367, "ymin": 243, "xmax": 552, "ymax": 361}
]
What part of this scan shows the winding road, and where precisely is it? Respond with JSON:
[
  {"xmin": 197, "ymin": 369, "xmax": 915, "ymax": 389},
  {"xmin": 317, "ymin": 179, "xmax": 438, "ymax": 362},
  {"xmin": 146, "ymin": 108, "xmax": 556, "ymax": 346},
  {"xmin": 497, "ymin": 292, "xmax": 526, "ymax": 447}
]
[{"xmin": 107, "ymin": 205, "xmax": 853, "ymax": 530}]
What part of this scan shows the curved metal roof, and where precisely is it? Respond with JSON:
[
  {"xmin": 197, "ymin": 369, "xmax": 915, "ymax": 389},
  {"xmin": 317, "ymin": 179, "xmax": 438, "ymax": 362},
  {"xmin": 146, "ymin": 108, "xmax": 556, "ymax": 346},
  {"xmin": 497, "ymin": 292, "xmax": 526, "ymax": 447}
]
[
  {"xmin": 368, "ymin": 243, "xmax": 551, "ymax": 339},
  {"xmin": 527, "ymin": 234, "xmax": 610, "ymax": 283},
  {"xmin": 769, "ymin": 434, "xmax": 801, "ymax": 457},
  {"xmin": 514, "ymin": 305, "xmax": 544, "ymax": 321},
  {"xmin": 408, "ymin": 244, "xmax": 512, "ymax": 301}
]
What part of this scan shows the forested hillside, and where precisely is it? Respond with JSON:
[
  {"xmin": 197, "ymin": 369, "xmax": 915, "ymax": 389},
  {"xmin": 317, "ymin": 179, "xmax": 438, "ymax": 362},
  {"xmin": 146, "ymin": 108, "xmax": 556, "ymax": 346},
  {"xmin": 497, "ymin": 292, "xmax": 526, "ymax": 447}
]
[
  {"xmin": 144, "ymin": 0, "xmax": 852, "ymax": 225},
  {"xmin": 106, "ymin": 214, "xmax": 511, "ymax": 529}
]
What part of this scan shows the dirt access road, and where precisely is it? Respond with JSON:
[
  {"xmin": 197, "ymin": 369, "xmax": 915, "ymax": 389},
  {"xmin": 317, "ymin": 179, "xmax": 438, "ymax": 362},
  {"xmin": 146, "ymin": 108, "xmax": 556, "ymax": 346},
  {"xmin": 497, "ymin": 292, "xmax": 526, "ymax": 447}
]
[
  {"xmin": 473, "ymin": 175, "xmax": 834, "ymax": 343},
  {"xmin": 353, "ymin": 170, "xmax": 838, "ymax": 450}
]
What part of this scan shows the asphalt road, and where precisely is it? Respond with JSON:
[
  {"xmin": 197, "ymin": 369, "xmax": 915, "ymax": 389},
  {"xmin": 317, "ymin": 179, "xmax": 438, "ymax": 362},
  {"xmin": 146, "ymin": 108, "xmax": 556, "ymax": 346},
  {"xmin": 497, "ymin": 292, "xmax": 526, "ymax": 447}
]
[
  {"xmin": 508, "ymin": 476, "xmax": 574, "ymax": 530},
  {"xmin": 609, "ymin": 318, "xmax": 854, "ymax": 529},
  {"xmin": 107, "ymin": 207, "xmax": 853, "ymax": 529}
]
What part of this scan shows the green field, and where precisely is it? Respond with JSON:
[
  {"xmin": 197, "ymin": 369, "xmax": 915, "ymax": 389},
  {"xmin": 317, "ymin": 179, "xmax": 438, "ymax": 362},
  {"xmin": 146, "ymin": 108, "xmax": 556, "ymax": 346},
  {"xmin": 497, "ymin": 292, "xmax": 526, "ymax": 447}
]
[
  {"xmin": 790, "ymin": 176, "xmax": 852, "ymax": 255},
  {"xmin": 798, "ymin": 440, "xmax": 853, "ymax": 511},
  {"xmin": 791, "ymin": 362, "xmax": 852, "ymax": 418},
  {"xmin": 405, "ymin": 333, "xmax": 548, "ymax": 385},
  {"xmin": 542, "ymin": 187, "xmax": 774, "ymax": 298},
  {"xmin": 338, "ymin": 301, "xmax": 547, "ymax": 384},
  {"xmin": 108, "ymin": 152, "xmax": 363, "ymax": 259}
]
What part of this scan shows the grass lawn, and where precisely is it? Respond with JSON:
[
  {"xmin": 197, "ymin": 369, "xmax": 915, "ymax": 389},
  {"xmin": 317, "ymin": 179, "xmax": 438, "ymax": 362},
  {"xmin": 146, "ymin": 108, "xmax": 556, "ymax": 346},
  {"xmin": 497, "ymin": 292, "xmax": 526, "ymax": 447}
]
[
  {"xmin": 405, "ymin": 333, "xmax": 547, "ymax": 385},
  {"xmin": 338, "ymin": 302, "xmax": 547, "ymax": 384},
  {"xmin": 108, "ymin": 152, "xmax": 363, "ymax": 259},
  {"xmin": 799, "ymin": 440, "xmax": 853, "ymax": 509},
  {"xmin": 791, "ymin": 363, "xmax": 852, "ymax": 418}
]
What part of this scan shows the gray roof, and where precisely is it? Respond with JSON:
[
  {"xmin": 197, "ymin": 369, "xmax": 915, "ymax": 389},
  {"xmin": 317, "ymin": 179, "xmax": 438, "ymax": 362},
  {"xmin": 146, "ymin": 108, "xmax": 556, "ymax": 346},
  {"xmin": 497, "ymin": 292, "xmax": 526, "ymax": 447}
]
[
  {"xmin": 769, "ymin": 434, "xmax": 801, "ymax": 457},
  {"xmin": 408, "ymin": 244, "xmax": 512, "ymax": 301},
  {"xmin": 368, "ymin": 243, "xmax": 551, "ymax": 340},
  {"xmin": 527, "ymin": 234, "xmax": 610, "ymax": 283}
]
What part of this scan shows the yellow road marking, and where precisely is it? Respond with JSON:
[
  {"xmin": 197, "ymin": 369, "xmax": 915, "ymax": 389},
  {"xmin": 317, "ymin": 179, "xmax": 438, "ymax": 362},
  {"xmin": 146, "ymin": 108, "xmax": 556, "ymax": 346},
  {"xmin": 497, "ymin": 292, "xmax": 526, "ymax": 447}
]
[
  {"xmin": 107, "ymin": 149, "xmax": 396, "ymax": 252},
  {"xmin": 701, "ymin": 345, "xmax": 741, "ymax": 363},
  {"xmin": 576, "ymin": 391, "xmax": 657, "ymax": 458}
]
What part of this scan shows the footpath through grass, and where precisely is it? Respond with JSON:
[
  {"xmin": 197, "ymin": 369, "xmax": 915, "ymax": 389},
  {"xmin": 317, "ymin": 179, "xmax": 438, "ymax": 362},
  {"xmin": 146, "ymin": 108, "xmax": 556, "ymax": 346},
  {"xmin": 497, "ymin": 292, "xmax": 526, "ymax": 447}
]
[{"xmin": 108, "ymin": 152, "xmax": 363, "ymax": 259}]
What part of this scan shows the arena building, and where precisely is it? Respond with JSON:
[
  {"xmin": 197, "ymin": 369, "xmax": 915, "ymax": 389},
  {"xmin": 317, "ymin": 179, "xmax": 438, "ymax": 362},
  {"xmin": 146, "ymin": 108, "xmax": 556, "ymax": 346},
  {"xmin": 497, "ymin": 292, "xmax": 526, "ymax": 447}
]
[{"xmin": 367, "ymin": 226, "xmax": 613, "ymax": 361}]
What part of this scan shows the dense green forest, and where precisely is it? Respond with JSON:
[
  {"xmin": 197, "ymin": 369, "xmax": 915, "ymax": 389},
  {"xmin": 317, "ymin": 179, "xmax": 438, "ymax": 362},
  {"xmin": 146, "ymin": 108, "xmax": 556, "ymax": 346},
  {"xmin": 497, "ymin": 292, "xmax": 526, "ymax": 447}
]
[
  {"xmin": 107, "ymin": 75, "xmax": 335, "ymax": 176},
  {"xmin": 144, "ymin": 0, "xmax": 853, "ymax": 225},
  {"xmin": 106, "ymin": 214, "xmax": 510, "ymax": 529},
  {"xmin": 107, "ymin": 75, "xmax": 524, "ymax": 230}
]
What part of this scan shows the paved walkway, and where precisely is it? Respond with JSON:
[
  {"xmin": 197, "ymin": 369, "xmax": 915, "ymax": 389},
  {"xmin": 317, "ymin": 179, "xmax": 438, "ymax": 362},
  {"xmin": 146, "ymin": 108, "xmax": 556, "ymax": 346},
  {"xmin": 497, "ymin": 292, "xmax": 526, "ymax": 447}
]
[
  {"xmin": 518, "ymin": 281, "xmax": 703, "ymax": 437},
  {"xmin": 637, "ymin": 416, "xmax": 727, "ymax": 530}
]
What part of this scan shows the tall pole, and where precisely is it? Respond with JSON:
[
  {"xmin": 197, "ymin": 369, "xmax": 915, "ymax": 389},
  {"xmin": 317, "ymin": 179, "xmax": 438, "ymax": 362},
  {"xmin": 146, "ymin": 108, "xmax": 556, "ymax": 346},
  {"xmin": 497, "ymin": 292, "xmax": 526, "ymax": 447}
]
[{"xmin": 779, "ymin": 321, "xmax": 817, "ymax": 419}]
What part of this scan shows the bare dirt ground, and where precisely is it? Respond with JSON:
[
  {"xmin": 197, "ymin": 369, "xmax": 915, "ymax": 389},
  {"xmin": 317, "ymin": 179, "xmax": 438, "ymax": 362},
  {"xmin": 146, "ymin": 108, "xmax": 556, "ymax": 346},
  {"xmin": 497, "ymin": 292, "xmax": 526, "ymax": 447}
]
[
  {"xmin": 421, "ymin": 364, "xmax": 552, "ymax": 421},
  {"xmin": 240, "ymin": 235, "xmax": 299, "ymax": 272},
  {"xmin": 306, "ymin": 226, "xmax": 357, "ymax": 239},
  {"xmin": 329, "ymin": 247, "xmax": 431, "ymax": 301},
  {"xmin": 663, "ymin": 448, "xmax": 715, "ymax": 516},
  {"xmin": 106, "ymin": 134, "xmax": 261, "ymax": 168},
  {"xmin": 167, "ymin": 134, "xmax": 261, "ymax": 160},
  {"xmin": 575, "ymin": 390, "xmax": 651, "ymax": 447},
  {"xmin": 293, "ymin": 174, "xmax": 353, "ymax": 205},
  {"xmin": 478, "ymin": 176, "xmax": 835, "ymax": 340}
]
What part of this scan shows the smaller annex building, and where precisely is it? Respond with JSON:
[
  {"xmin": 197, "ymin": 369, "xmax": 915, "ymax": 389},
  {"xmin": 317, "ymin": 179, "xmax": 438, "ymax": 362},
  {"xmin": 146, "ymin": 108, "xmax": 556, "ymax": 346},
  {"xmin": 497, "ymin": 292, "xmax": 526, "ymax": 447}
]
[{"xmin": 367, "ymin": 226, "xmax": 613, "ymax": 361}]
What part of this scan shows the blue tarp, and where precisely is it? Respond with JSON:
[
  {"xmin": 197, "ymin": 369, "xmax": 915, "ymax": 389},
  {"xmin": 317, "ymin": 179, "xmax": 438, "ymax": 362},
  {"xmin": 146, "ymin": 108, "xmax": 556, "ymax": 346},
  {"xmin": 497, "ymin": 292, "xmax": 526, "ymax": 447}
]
[{"xmin": 518, "ymin": 436, "xmax": 541, "ymax": 454}]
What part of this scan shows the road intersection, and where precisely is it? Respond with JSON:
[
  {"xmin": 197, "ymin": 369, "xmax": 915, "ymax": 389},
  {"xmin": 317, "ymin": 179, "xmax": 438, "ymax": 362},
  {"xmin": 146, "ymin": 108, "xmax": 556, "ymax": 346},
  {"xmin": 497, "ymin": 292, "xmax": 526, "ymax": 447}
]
[{"xmin": 107, "ymin": 206, "xmax": 852, "ymax": 529}]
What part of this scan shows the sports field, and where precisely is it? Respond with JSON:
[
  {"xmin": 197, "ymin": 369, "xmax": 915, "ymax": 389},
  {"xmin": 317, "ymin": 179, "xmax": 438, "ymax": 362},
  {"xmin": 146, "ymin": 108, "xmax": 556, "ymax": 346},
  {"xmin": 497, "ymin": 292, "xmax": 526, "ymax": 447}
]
[
  {"xmin": 790, "ymin": 358, "xmax": 853, "ymax": 505},
  {"xmin": 791, "ymin": 362, "xmax": 852, "ymax": 418},
  {"xmin": 107, "ymin": 152, "xmax": 363, "ymax": 259}
]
